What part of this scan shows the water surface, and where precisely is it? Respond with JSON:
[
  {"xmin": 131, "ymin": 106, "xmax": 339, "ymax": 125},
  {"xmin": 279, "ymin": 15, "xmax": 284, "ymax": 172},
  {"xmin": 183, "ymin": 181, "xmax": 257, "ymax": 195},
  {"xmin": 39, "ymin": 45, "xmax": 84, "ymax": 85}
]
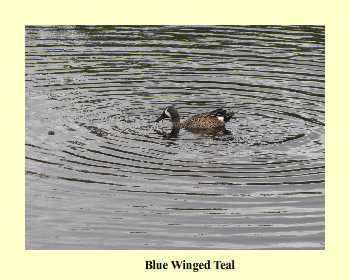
[{"xmin": 26, "ymin": 25, "xmax": 324, "ymax": 249}]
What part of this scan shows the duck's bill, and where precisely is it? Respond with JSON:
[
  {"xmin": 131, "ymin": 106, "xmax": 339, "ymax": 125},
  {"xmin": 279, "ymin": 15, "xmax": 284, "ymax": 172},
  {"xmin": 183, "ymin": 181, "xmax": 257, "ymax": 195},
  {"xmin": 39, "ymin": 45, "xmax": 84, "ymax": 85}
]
[{"xmin": 155, "ymin": 115, "xmax": 165, "ymax": 122}]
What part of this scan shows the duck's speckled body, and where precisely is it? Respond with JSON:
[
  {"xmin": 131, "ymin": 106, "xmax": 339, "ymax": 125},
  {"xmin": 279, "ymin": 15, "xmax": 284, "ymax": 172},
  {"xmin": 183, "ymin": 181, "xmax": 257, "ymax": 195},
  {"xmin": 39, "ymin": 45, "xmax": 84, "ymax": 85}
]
[{"xmin": 155, "ymin": 106, "xmax": 234, "ymax": 136}]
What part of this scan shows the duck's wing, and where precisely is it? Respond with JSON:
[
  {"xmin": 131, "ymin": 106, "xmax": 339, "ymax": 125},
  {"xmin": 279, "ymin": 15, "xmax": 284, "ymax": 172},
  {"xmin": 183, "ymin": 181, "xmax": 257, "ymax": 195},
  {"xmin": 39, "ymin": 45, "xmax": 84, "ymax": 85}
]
[
  {"xmin": 182, "ymin": 108, "xmax": 234, "ymax": 129},
  {"xmin": 186, "ymin": 108, "xmax": 228, "ymax": 120}
]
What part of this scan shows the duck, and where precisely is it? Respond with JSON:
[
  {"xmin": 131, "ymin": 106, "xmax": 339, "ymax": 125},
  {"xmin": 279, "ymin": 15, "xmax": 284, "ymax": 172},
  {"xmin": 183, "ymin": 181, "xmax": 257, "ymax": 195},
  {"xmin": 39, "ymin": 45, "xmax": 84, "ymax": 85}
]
[{"xmin": 155, "ymin": 106, "xmax": 234, "ymax": 137}]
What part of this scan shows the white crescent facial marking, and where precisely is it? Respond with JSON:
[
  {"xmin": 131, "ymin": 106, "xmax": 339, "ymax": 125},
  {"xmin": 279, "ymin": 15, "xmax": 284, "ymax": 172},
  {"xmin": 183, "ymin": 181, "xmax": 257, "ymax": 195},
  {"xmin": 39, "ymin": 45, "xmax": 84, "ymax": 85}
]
[
  {"xmin": 217, "ymin": 116, "xmax": 224, "ymax": 122},
  {"xmin": 165, "ymin": 108, "xmax": 171, "ymax": 118}
]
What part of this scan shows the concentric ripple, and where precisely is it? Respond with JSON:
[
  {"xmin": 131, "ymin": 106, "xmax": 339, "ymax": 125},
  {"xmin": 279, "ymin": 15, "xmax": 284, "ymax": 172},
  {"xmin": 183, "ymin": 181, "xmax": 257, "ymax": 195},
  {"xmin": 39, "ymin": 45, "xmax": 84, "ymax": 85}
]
[{"xmin": 26, "ymin": 25, "xmax": 324, "ymax": 249}]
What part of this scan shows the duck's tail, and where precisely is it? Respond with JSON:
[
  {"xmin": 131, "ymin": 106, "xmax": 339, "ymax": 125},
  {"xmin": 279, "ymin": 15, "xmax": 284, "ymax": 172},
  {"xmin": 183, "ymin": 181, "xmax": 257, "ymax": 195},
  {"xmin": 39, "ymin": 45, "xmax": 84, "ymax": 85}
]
[
  {"xmin": 224, "ymin": 111, "xmax": 234, "ymax": 122},
  {"xmin": 209, "ymin": 108, "xmax": 234, "ymax": 122}
]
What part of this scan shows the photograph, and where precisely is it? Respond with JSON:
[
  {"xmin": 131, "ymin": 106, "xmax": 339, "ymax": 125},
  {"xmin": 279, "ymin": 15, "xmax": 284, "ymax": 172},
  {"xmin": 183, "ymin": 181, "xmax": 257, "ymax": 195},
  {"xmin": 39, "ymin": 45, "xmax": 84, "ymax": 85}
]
[{"xmin": 25, "ymin": 25, "xmax": 324, "ymax": 249}]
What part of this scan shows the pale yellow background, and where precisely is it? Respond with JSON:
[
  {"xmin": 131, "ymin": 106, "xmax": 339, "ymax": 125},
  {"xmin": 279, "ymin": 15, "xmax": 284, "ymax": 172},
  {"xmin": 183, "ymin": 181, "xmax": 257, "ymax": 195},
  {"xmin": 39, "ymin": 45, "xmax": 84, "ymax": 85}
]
[{"xmin": 1, "ymin": 0, "xmax": 348, "ymax": 279}]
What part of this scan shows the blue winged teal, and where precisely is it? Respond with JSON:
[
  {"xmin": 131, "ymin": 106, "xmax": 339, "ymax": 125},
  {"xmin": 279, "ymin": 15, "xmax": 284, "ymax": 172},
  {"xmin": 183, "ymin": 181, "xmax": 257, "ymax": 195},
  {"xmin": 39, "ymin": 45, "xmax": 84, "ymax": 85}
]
[{"xmin": 155, "ymin": 106, "xmax": 234, "ymax": 134}]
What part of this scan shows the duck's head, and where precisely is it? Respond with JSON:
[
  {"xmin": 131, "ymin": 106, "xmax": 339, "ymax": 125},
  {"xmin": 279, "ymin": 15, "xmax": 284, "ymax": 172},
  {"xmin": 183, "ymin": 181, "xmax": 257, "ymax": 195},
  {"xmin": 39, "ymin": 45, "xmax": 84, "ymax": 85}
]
[{"xmin": 155, "ymin": 106, "xmax": 180, "ymax": 123}]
